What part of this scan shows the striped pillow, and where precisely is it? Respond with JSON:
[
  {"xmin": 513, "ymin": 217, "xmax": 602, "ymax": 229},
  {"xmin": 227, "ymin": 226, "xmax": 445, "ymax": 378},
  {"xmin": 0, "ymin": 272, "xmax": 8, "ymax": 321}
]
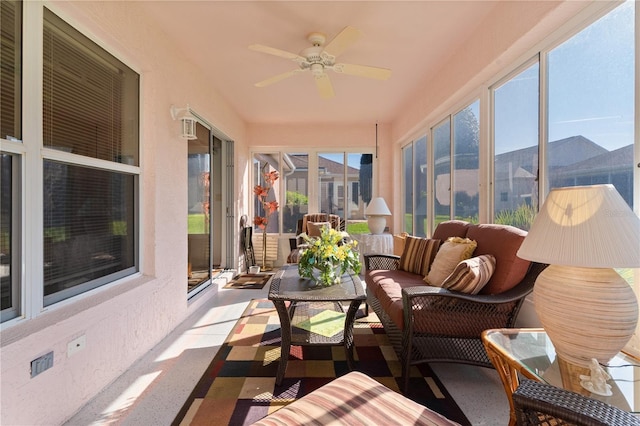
[
  {"xmin": 398, "ymin": 236, "xmax": 441, "ymax": 276},
  {"xmin": 441, "ymin": 254, "xmax": 496, "ymax": 294}
]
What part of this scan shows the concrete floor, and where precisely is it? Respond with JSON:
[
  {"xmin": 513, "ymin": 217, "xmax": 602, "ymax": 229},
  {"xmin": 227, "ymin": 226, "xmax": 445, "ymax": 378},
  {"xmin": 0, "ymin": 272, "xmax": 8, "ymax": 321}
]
[{"xmin": 65, "ymin": 273, "xmax": 510, "ymax": 425}]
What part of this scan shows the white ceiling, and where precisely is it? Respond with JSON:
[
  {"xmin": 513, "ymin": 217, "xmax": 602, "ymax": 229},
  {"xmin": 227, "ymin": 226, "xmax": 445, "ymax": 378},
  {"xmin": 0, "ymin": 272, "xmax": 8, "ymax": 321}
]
[{"xmin": 138, "ymin": 1, "xmax": 499, "ymax": 125}]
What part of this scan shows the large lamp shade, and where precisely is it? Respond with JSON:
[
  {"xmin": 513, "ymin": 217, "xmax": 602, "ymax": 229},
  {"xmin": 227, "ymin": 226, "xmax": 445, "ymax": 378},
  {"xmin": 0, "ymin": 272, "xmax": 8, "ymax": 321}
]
[{"xmin": 517, "ymin": 185, "xmax": 640, "ymax": 376}]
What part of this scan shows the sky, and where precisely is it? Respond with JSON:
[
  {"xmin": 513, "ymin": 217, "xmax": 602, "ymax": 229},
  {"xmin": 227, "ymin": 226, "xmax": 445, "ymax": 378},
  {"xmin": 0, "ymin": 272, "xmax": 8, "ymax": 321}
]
[{"xmin": 495, "ymin": 0, "xmax": 634, "ymax": 154}]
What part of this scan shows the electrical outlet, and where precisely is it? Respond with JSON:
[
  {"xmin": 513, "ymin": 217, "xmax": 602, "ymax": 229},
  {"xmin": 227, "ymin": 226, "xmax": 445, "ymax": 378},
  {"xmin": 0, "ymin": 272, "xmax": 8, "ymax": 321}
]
[
  {"xmin": 31, "ymin": 351, "xmax": 54, "ymax": 378},
  {"xmin": 67, "ymin": 335, "xmax": 86, "ymax": 357}
]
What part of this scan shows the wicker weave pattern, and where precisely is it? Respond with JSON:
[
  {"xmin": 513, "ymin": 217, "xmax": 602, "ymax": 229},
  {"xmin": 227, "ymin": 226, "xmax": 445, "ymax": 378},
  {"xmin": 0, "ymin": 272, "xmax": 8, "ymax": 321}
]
[
  {"xmin": 513, "ymin": 379, "xmax": 640, "ymax": 426},
  {"xmin": 287, "ymin": 213, "xmax": 345, "ymax": 263},
  {"xmin": 365, "ymin": 252, "xmax": 547, "ymax": 394}
]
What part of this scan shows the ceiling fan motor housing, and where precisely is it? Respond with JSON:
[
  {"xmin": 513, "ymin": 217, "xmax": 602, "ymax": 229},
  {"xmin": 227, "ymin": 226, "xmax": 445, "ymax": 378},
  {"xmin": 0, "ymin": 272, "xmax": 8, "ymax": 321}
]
[{"xmin": 310, "ymin": 63, "xmax": 324, "ymax": 77}]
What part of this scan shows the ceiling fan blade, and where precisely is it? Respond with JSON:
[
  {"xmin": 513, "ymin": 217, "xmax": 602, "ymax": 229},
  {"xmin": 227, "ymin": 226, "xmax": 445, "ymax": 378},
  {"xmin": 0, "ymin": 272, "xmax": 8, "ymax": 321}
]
[
  {"xmin": 323, "ymin": 26, "xmax": 362, "ymax": 58},
  {"xmin": 315, "ymin": 73, "xmax": 335, "ymax": 99},
  {"xmin": 333, "ymin": 63, "xmax": 392, "ymax": 80},
  {"xmin": 249, "ymin": 44, "xmax": 306, "ymax": 63},
  {"xmin": 255, "ymin": 69, "xmax": 303, "ymax": 87}
]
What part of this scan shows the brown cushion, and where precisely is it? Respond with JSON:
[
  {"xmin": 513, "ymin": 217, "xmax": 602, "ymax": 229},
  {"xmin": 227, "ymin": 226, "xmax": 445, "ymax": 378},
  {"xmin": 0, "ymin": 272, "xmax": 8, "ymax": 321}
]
[
  {"xmin": 424, "ymin": 237, "xmax": 477, "ymax": 286},
  {"xmin": 432, "ymin": 220, "xmax": 470, "ymax": 241},
  {"xmin": 440, "ymin": 254, "xmax": 496, "ymax": 294},
  {"xmin": 365, "ymin": 269, "xmax": 425, "ymax": 329},
  {"xmin": 466, "ymin": 223, "xmax": 531, "ymax": 294},
  {"xmin": 398, "ymin": 236, "xmax": 441, "ymax": 276},
  {"xmin": 307, "ymin": 221, "xmax": 330, "ymax": 237}
]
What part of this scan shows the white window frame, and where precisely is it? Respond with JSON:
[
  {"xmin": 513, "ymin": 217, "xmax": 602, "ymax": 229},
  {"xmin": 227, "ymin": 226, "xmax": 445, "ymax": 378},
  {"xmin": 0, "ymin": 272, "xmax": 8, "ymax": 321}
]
[{"xmin": 1, "ymin": 2, "xmax": 142, "ymax": 327}]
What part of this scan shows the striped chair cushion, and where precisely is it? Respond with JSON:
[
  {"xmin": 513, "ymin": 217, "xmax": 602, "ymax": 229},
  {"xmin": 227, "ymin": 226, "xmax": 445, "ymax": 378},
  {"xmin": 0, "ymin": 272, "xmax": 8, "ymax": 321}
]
[
  {"xmin": 441, "ymin": 254, "xmax": 496, "ymax": 294},
  {"xmin": 251, "ymin": 371, "xmax": 460, "ymax": 426},
  {"xmin": 398, "ymin": 236, "xmax": 441, "ymax": 276}
]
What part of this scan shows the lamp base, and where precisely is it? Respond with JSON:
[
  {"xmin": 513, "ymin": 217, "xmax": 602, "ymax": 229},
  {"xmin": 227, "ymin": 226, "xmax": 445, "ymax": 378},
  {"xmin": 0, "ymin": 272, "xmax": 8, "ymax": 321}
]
[
  {"xmin": 367, "ymin": 216, "xmax": 386, "ymax": 235},
  {"xmin": 534, "ymin": 265, "xmax": 638, "ymax": 367}
]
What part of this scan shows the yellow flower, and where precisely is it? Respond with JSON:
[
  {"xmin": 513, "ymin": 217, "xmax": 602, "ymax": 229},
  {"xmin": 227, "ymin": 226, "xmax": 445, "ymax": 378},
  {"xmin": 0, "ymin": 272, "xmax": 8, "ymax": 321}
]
[{"xmin": 297, "ymin": 225, "xmax": 361, "ymax": 286}]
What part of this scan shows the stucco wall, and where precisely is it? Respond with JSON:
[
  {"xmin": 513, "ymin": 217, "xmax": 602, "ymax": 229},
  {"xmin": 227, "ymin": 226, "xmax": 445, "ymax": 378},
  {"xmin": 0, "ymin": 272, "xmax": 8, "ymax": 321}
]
[{"xmin": 0, "ymin": 2, "xmax": 247, "ymax": 425}]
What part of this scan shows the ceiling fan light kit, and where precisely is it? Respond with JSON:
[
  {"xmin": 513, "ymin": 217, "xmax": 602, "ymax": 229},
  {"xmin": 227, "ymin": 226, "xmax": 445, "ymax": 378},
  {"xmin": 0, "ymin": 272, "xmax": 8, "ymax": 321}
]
[{"xmin": 249, "ymin": 26, "xmax": 391, "ymax": 99}]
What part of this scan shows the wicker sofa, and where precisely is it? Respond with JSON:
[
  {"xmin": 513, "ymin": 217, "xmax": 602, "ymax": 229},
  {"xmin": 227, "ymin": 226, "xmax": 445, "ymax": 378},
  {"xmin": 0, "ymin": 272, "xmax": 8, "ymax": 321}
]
[{"xmin": 364, "ymin": 220, "xmax": 547, "ymax": 393}]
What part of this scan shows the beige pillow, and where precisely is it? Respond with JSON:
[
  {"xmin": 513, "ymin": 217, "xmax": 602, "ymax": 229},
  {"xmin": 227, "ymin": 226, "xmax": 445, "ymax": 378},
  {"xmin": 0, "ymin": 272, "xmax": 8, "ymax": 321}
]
[
  {"xmin": 307, "ymin": 221, "xmax": 331, "ymax": 237},
  {"xmin": 398, "ymin": 236, "xmax": 441, "ymax": 276},
  {"xmin": 424, "ymin": 237, "xmax": 477, "ymax": 286},
  {"xmin": 441, "ymin": 254, "xmax": 496, "ymax": 294}
]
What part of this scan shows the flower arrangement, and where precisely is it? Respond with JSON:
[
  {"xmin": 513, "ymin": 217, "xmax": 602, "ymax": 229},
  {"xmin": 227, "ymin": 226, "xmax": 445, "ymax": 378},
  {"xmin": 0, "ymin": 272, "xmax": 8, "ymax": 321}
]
[
  {"xmin": 254, "ymin": 170, "xmax": 279, "ymax": 269},
  {"xmin": 298, "ymin": 226, "xmax": 361, "ymax": 286}
]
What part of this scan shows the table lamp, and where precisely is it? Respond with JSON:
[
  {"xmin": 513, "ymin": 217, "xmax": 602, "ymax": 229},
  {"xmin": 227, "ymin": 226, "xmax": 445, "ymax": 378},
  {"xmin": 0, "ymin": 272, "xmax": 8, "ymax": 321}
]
[
  {"xmin": 517, "ymin": 184, "xmax": 640, "ymax": 393},
  {"xmin": 365, "ymin": 197, "xmax": 391, "ymax": 234}
]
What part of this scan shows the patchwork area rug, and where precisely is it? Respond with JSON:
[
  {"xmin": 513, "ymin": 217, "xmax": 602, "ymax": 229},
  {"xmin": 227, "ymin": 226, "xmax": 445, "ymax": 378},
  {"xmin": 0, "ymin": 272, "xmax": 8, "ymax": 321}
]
[
  {"xmin": 223, "ymin": 274, "xmax": 272, "ymax": 290},
  {"xmin": 174, "ymin": 299, "xmax": 470, "ymax": 426}
]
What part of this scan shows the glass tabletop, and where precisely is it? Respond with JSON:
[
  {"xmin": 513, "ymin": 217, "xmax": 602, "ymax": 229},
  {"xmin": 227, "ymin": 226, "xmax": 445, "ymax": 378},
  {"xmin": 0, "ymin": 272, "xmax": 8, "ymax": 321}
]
[
  {"xmin": 268, "ymin": 264, "xmax": 366, "ymax": 302},
  {"xmin": 484, "ymin": 329, "xmax": 640, "ymax": 413}
]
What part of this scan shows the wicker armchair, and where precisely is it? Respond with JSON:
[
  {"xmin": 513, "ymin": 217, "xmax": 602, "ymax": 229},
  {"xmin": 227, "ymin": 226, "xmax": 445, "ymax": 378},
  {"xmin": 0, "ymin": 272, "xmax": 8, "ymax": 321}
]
[
  {"xmin": 364, "ymin": 253, "xmax": 547, "ymax": 393},
  {"xmin": 513, "ymin": 378, "xmax": 640, "ymax": 426},
  {"xmin": 287, "ymin": 213, "xmax": 344, "ymax": 263}
]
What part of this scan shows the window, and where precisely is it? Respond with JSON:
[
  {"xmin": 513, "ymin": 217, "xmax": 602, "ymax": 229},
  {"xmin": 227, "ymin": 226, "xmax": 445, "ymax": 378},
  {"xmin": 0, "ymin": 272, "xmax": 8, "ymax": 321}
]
[
  {"xmin": 253, "ymin": 153, "xmax": 281, "ymax": 234},
  {"xmin": 433, "ymin": 118, "xmax": 451, "ymax": 226},
  {"xmin": 282, "ymin": 153, "xmax": 309, "ymax": 233},
  {"xmin": 1, "ymin": 0, "xmax": 21, "ymax": 141},
  {"xmin": 413, "ymin": 137, "xmax": 427, "ymax": 237},
  {"xmin": 453, "ymin": 101, "xmax": 480, "ymax": 222},
  {"xmin": 546, "ymin": 1, "xmax": 637, "ymax": 353},
  {"xmin": 187, "ymin": 123, "xmax": 212, "ymax": 292},
  {"xmin": 318, "ymin": 152, "xmax": 373, "ymax": 233},
  {"xmin": 252, "ymin": 151, "xmax": 374, "ymax": 235},
  {"xmin": 401, "ymin": 137, "xmax": 427, "ymax": 237},
  {"xmin": 492, "ymin": 62, "xmax": 539, "ymax": 230},
  {"xmin": 1, "ymin": 0, "xmax": 22, "ymax": 322},
  {"xmin": 401, "ymin": 144, "xmax": 413, "ymax": 234},
  {"xmin": 42, "ymin": 8, "xmax": 139, "ymax": 305},
  {"xmin": 547, "ymin": 1, "xmax": 634, "ymax": 205},
  {"xmin": 1, "ymin": 154, "xmax": 19, "ymax": 322}
]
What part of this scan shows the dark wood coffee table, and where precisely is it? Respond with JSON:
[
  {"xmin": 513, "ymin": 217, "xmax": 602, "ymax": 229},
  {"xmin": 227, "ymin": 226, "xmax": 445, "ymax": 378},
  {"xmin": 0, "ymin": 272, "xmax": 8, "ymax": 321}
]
[{"xmin": 268, "ymin": 264, "xmax": 366, "ymax": 385}]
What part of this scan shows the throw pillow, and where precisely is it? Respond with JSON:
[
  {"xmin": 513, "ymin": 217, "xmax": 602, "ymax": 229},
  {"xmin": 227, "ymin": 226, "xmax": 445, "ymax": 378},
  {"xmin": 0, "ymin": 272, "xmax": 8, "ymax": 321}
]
[
  {"xmin": 398, "ymin": 236, "xmax": 441, "ymax": 276},
  {"xmin": 424, "ymin": 237, "xmax": 477, "ymax": 286},
  {"xmin": 307, "ymin": 221, "xmax": 331, "ymax": 237},
  {"xmin": 441, "ymin": 254, "xmax": 496, "ymax": 294}
]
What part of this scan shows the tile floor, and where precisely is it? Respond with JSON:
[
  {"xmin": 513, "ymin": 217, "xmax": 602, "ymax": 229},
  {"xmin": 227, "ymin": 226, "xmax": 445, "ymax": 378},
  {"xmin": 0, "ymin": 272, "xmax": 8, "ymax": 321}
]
[{"xmin": 65, "ymin": 272, "xmax": 509, "ymax": 425}]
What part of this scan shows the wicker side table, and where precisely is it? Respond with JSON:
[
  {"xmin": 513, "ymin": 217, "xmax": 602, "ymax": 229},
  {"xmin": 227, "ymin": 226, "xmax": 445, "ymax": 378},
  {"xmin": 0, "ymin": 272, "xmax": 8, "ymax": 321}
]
[
  {"xmin": 268, "ymin": 265, "xmax": 366, "ymax": 385},
  {"xmin": 482, "ymin": 328, "xmax": 640, "ymax": 426}
]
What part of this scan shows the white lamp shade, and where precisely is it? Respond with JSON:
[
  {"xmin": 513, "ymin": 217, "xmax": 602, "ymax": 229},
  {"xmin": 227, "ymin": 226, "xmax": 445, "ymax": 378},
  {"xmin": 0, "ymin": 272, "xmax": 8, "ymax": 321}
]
[
  {"xmin": 365, "ymin": 197, "xmax": 391, "ymax": 216},
  {"xmin": 365, "ymin": 197, "xmax": 391, "ymax": 235},
  {"xmin": 517, "ymin": 184, "xmax": 640, "ymax": 268},
  {"xmin": 517, "ymin": 184, "xmax": 640, "ymax": 370}
]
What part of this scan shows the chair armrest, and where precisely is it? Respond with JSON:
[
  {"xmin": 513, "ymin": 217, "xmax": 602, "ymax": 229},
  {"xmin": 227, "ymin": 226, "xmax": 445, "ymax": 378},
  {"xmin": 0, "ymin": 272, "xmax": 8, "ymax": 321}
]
[
  {"xmin": 364, "ymin": 254, "xmax": 400, "ymax": 271},
  {"xmin": 402, "ymin": 262, "xmax": 546, "ymax": 304},
  {"xmin": 513, "ymin": 378, "xmax": 640, "ymax": 426},
  {"xmin": 400, "ymin": 265, "xmax": 546, "ymax": 337},
  {"xmin": 289, "ymin": 237, "xmax": 297, "ymax": 251}
]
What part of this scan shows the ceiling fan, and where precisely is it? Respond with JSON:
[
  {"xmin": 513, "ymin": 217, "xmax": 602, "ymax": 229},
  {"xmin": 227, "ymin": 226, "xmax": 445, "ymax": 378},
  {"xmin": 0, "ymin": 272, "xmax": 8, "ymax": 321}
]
[{"xmin": 249, "ymin": 26, "xmax": 391, "ymax": 99}]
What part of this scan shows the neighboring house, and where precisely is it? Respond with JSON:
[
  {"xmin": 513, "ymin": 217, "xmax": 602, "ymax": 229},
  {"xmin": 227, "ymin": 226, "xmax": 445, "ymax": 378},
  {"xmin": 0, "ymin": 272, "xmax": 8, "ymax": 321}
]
[{"xmin": 493, "ymin": 135, "xmax": 628, "ymax": 213}]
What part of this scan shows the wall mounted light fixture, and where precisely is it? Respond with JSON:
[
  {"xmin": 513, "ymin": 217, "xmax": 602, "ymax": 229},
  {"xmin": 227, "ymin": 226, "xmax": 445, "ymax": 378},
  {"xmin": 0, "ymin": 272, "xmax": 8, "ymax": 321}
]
[{"xmin": 170, "ymin": 104, "xmax": 198, "ymax": 140}]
